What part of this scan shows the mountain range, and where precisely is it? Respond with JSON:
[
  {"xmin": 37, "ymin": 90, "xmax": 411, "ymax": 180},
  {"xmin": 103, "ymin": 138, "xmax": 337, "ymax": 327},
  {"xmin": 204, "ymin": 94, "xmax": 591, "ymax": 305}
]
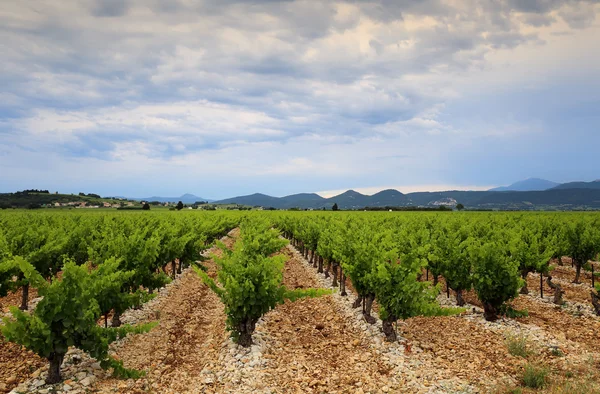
[
  {"xmin": 552, "ymin": 181, "xmax": 600, "ymax": 190},
  {"xmin": 125, "ymin": 194, "xmax": 211, "ymax": 204},
  {"xmin": 210, "ymin": 179, "xmax": 600, "ymax": 210},
  {"xmin": 489, "ymin": 178, "xmax": 560, "ymax": 192},
  {"xmin": 3, "ymin": 179, "xmax": 600, "ymax": 210}
]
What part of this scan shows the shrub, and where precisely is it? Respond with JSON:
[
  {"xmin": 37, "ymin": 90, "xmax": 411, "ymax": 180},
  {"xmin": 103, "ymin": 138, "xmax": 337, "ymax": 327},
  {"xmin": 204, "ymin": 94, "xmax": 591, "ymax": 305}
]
[
  {"xmin": 374, "ymin": 251, "xmax": 464, "ymax": 342},
  {"xmin": 430, "ymin": 222, "xmax": 471, "ymax": 306},
  {"xmin": 563, "ymin": 219, "xmax": 600, "ymax": 283},
  {"xmin": 470, "ymin": 241, "xmax": 523, "ymax": 321},
  {"xmin": 1, "ymin": 258, "xmax": 155, "ymax": 383},
  {"xmin": 195, "ymin": 218, "xmax": 329, "ymax": 346},
  {"xmin": 509, "ymin": 225, "xmax": 553, "ymax": 295},
  {"xmin": 505, "ymin": 334, "xmax": 531, "ymax": 358},
  {"xmin": 550, "ymin": 346, "xmax": 564, "ymax": 357},
  {"xmin": 500, "ymin": 305, "xmax": 529, "ymax": 318},
  {"xmin": 522, "ymin": 363, "xmax": 548, "ymax": 389}
]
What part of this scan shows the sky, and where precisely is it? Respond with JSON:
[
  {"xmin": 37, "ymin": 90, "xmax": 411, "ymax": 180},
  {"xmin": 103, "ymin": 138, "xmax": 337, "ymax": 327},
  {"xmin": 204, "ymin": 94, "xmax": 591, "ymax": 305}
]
[{"xmin": 1, "ymin": 0, "xmax": 599, "ymax": 200}]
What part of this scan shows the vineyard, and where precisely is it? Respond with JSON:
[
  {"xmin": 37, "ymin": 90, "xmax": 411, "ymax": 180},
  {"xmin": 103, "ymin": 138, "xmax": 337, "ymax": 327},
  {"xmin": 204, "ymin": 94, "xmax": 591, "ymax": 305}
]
[{"xmin": 1, "ymin": 210, "xmax": 600, "ymax": 393}]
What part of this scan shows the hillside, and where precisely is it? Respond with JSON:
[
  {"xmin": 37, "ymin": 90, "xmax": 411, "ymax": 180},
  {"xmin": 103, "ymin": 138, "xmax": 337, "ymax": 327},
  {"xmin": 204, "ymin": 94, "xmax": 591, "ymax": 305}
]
[
  {"xmin": 214, "ymin": 193, "xmax": 282, "ymax": 207},
  {"xmin": 213, "ymin": 189, "xmax": 485, "ymax": 210},
  {"xmin": 278, "ymin": 193, "xmax": 326, "ymax": 209},
  {"xmin": 324, "ymin": 190, "xmax": 372, "ymax": 209},
  {"xmin": 129, "ymin": 194, "xmax": 210, "ymax": 204},
  {"xmin": 489, "ymin": 178, "xmax": 559, "ymax": 192},
  {"xmin": 551, "ymin": 180, "xmax": 600, "ymax": 190},
  {"xmin": 213, "ymin": 187, "xmax": 600, "ymax": 210},
  {"xmin": 370, "ymin": 189, "xmax": 409, "ymax": 205},
  {"xmin": 5, "ymin": 182, "xmax": 600, "ymax": 211},
  {"xmin": 475, "ymin": 188, "xmax": 600, "ymax": 209},
  {"xmin": 0, "ymin": 191, "xmax": 135, "ymax": 209}
]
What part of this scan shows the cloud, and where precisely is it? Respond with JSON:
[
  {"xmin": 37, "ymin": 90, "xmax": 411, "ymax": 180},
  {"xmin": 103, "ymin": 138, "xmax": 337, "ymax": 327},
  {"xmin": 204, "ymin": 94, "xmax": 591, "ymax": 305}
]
[
  {"xmin": 91, "ymin": 0, "xmax": 130, "ymax": 17},
  {"xmin": 0, "ymin": 0, "xmax": 599, "ymax": 196},
  {"xmin": 558, "ymin": 2, "xmax": 599, "ymax": 28}
]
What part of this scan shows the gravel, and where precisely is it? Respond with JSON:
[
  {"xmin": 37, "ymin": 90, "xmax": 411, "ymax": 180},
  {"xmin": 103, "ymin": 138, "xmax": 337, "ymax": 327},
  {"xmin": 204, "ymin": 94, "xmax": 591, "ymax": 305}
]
[{"xmin": 285, "ymin": 244, "xmax": 477, "ymax": 394}]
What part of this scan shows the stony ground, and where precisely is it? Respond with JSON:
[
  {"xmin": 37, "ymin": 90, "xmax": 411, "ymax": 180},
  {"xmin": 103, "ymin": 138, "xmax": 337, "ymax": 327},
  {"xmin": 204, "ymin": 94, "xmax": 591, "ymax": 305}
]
[
  {"xmin": 259, "ymin": 248, "xmax": 396, "ymax": 393},
  {"xmin": 0, "ymin": 287, "xmax": 39, "ymax": 314},
  {"xmin": 0, "ymin": 341, "xmax": 44, "ymax": 393},
  {"xmin": 93, "ymin": 267, "xmax": 229, "ymax": 393},
  {"xmin": 1, "ymin": 286, "xmax": 44, "ymax": 393},
  {"xmin": 1, "ymin": 240, "xmax": 600, "ymax": 393}
]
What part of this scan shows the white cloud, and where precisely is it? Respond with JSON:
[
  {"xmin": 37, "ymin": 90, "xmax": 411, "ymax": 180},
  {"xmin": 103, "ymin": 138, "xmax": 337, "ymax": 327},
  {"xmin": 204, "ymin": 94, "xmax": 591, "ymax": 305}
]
[
  {"xmin": 0, "ymin": 0, "xmax": 599, "ymax": 196},
  {"xmin": 15, "ymin": 100, "xmax": 286, "ymax": 148}
]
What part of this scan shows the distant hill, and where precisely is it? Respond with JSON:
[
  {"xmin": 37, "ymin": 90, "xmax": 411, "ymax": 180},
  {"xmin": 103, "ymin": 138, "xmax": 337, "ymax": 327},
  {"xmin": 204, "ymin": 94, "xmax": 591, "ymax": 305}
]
[
  {"xmin": 551, "ymin": 180, "xmax": 600, "ymax": 190},
  {"xmin": 215, "ymin": 189, "xmax": 410, "ymax": 210},
  {"xmin": 278, "ymin": 193, "xmax": 326, "ymax": 209},
  {"xmin": 214, "ymin": 189, "xmax": 473, "ymax": 209},
  {"xmin": 325, "ymin": 190, "xmax": 373, "ymax": 209},
  {"xmin": 0, "ymin": 191, "xmax": 134, "ymax": 209},
  {"xmin": 5, "ymin": 181, "xmax": 600, "ymax": 211},
  {"xmin": 213, "ymin": 193, "xmax": 281, "ymax": 207},
  {"xmin": 489, "ymin": 178, "xmax": 559, "ymax": 192},
  {"xmin": 472, "ymin": 188, "xmax": 600, "ymax": 208},
  {"xmin": 131, "ymin": 194, "xmax": 211, "ymax": 204},
  {"xmin": 401, "ymin": 191, "xmax": 489, "ymax": 207},
  {"xmin": 215, "ymin": 193, "xmax": 327, "ymax": 209},
  {"xmin": 212, "ymin": 186, "xmax": 600, "ymax": 210},
  {"xmin": 370, "ymin": 189, "xmax": 408, "ymax": 204}
]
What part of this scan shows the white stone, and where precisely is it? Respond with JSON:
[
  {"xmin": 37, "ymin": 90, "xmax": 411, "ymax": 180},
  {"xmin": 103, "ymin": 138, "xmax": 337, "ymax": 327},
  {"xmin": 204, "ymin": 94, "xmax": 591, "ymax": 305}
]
[
  {"xmin": 75, "ymin": 372, "xmax": 87, "ymax": 381},
  {"xmin": 79, "ymin": 376, "xmax": 95, "ymax": 387},
  {"xmin": 32, "ymin": 380, "xmax": 45, "ymax": 388}
]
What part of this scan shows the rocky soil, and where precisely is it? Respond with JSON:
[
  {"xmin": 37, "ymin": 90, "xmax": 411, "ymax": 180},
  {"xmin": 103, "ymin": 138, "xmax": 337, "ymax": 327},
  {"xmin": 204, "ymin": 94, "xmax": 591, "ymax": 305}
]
[
  {"xmin": 284, "ymin": 246, "xmax": 477, "ymax": 394},
  {"xmin": 0, "ymin": 341, "xmax": 44, "ymax": 394},
  {"xmin": 1, "ymin": 286, "xmax": 45, "ymax": 393},
  {"xmin": 2, "ymin": 238, "xmax": 600, "ymax": 393},
  {"xmin": 259, "ymin": 248, "xmax": 398, "ymax": 393},
  {"xmin": 0, "ymin": 287, "xmax": 39, "ymax": 314},
  {"xmin": 2, "ymin": 230, "xmax": 239, "ymax": 394},
  {"xmin": 438, "ymin": 277, "xmax": 600, "ymax": 391}
]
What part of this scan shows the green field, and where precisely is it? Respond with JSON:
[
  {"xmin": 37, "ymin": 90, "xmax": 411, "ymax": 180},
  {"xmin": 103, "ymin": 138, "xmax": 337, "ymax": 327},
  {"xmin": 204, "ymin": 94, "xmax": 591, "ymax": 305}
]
[{"xmin": 1, "ymin": 210, "xmax": 600, "ymax": 392}]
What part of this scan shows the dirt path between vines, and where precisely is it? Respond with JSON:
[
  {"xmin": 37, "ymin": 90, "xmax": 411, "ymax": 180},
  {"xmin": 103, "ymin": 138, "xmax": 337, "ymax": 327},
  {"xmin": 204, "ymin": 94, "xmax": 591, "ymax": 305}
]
[
  {"xmin": 454, "ymin": 276, "xmax": 600, "ymax": 355},
  {"xmin": 511, "ymin": 296, "xmax": 600, "ymax": 353},
  {"xmin": 94, "ymin": 272, "xmax": 227, "ymax": 393},
  {"xmin": 401, "ymin": 316, "xmax": 522, "ymax": 387},
  {"xmin": 1, "ymin": 289, "xmax": 44, "ymax": 393},
  {"xmin": 436, "ymin": 277, "xmax": 600, "ymax": 391},
  {"xmin": 258, "ymin": 247, "xmax": 397, "ymax": 393},
  {"xmin": 93, "ymin": 232, "xmax": 240, "ymax": 394}
]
